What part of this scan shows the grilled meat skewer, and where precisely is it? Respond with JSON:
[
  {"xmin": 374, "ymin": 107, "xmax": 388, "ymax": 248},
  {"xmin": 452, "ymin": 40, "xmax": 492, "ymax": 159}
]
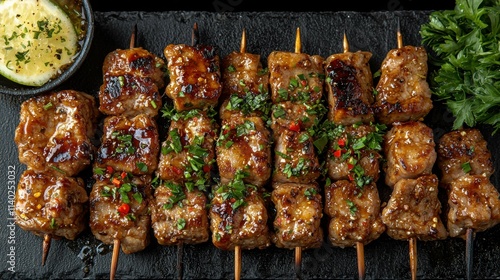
[
  {"xmin": 90, "ymin": 27, "xmax": 163, "ymax": 280},
  {"xmin": 14, "ymin": 90, "xmax": 98, "ymax": 265},
  {"xmin": 268, "ymin": 27, "xmax": 326, "ymax": 279}
]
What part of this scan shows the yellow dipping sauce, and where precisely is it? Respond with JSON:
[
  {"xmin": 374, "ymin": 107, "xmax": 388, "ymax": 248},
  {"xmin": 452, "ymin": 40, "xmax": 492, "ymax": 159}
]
[{"xmin": 0, "ymin": 0, "xmax": 79, "ymax": 86}]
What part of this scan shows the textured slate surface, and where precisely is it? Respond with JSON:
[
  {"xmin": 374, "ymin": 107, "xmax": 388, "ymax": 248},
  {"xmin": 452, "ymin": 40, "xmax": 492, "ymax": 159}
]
[{"xmin": 1, "ymin": 10, "xmax": 500, "ymax": 280}]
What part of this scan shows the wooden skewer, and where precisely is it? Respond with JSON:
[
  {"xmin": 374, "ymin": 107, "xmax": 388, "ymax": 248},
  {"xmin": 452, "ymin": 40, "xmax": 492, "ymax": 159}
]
[
  {"xmin": 235, "ymin": 245, "xmax": 242, "ymax": 280},
  {"xmin": 110, "ymin": 24, "xmax": 138, "ymax": 280},
  {"xmin": 357, "ymin": 242, "xmax": 365, "ymax": 280},
  {"xmin": 293, "ymin": 26, "xmax": 303, "ymax": 280},
  {"xmin": 342, "ymin": 30, "xmax": 366, "ymax": 280},
  {"xmin": 110, "ymin": 239, "xmax": 120, "ymax": 280},
  {"xmin": 230, "ymin": 28, "xmax": 249, "ymax": 280},
  {"xmin": 41, "ymin": 234, "xmax": 51, "ymax": 266},
  {"xmin": 173, "ymin": 23, "xmax": 203, "ymax": 280},
  {"xmin": 465, "ymin": 226, "xmax": 474, "ymax": 280},
  {"xmin": 192, "ymin": 22, "xmax": 199, "ymax": 46},
  {"xmin": 396, "ymin": 19, "xmax": 418, "ymax": 280}
]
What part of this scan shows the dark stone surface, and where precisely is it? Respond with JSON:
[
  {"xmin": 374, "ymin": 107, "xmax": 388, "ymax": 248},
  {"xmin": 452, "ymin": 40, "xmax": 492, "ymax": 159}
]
[{"xmin": 1, "ymin": 10, "xmax": 499, "ymax": 279}]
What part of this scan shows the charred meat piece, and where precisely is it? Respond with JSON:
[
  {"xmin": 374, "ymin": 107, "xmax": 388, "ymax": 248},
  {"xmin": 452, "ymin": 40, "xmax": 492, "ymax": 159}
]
[
  {"xmin": 446, "ymin": 174, "xmax": 500, "ymax": 239},
  {"xmin": 267, "ymin": 51, "xmax": 326, "ymax": 129},
  {"xmin": 221, "ymin": 51, "xmax": 269, "ymax": 101},
  {"xmin": 381, "ymin": 174, "xmax": 448, "ymax": 241},
  {"xmin": 373, "ymin": 46, "xmax": 433, "ymax": 124},
  {"xmin": 156, "ymin": 109, "xmax": 217, "ymax": 190},
  {"xmin": 210, "ymin": 172, "xmax": 271, "ymax": 250},
  {"xmin": 326, "ymin": 123, "xmax": 384, "ymax": 183},
  {"xmin": 15, "ymin": 90, "xmax": 98, "ymax": 177},
  {"xmin": 99, "ymin": 47, "xmax": 166, "ymax": 117},
  {"xmin": 383, "ymin": 121, "xmax": 436, "ymax": 188},
  {"xmin": 271, "ymin": 100, "xmax": 324, "ymax": 131},
  {"xmin": 324, "ymin": 180, "xmax": 385, "ymax": 248},
  {"xmin": 150, "ymin": 181, "xmax": 209, "ymax": 245},
  {"xmin": 324, "ymin": 50, "xmax": 375, "ymax": 125},
  {"xmin": 99, "ymin": 74, "xmax": 163, "ymax": 118},
  {"xmin": 216, "ymin": 116, "xmax": 272, "ymax": 187},
  {"xmin": 271, "ymin": 182, "xmax": 323, "ymax": 249},
  {"xmin": 164, "ymin": 44, "xmax": 222, "ymax": 111},
  {"xmin": 89, "ymin": 171, "xmax": 152, "ymax": 254},
  {"xmin": 15, "ymin": 169, "xmax": 88, "ymax": 241},
  {"xmin": 95, "ymin": 114, "xmax": 159, "ymax": 176},
  {"xmin": 101, "ymin": 47, "xmax": 166, "ymax": 87},
  {"xmin": 267, "ymin": 51, "xmax": 324, "ymax": 105},
  {"xmin": 272, "ymin": 126, "xmax": 321, "ymax": 184},
  {"xmin": 219, "ymin": 51, "xmax": 271, "ymax": 120},
  {"xmin": 437, "ymin": 128, "xmax": 494, "ymax": 186}
]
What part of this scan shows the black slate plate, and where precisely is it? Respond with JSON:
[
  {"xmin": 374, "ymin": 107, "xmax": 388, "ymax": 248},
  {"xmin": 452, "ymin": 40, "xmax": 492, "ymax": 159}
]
[{"xmin": 1, "ymin": 11, "xmax": 500, "ymax": 280}]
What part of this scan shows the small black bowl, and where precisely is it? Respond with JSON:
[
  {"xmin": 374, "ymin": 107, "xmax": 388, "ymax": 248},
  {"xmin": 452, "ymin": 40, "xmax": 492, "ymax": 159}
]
[{"xmin": 0, "ymin": 0, "xmax": 94, "ymax": 96}]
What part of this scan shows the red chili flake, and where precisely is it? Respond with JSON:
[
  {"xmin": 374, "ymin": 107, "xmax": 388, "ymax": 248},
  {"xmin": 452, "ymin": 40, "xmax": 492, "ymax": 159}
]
[
  {"xmin": 118, "ymin": 203, "xmax": 130, "ymax": 215},
  {"xmin": 348, "ymin": 174, "xmax": 354, "ymax": 181},
  {"xmin": 121, "ymin": 171, "xmax": 127, "ymax": 179},
  {"xmin": 300, "ymin": 80, "xmax": 307, "ymax": 86},
  {"xmin": 203, "ymin": 165, "xmax": 211, "ymax": 173},
  {"xmin": 112, "ymin": 178, "xmax": 122, "ymax": 187},
  {"xmin": 333, "ymin": 149, "xmax": 342, "ymax": 158},
  {"xmin": 338, "ymin": 138, "xmax": 346, "ymax": 147},
  {"xmin": 347, "ymin": 163, "xmax": 354, "ymax": 170},
  {"xmin": 289, "ymin": 122, "xmax": 300, "ymax": 132},
  {"xmin": 106, "ymin": 166, "xmax": 114, "ymax": 174},
  {"xmin": 171, "ymin": 166, "xmax": 183, "ymax": 175}
]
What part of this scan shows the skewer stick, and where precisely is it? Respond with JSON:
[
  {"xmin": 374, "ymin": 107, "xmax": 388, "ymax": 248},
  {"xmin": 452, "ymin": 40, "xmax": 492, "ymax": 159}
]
[
  {"xmin": 231, "ymin": 28, "xmax": 249, "ymax": 280},
  {"xmin": 396, "ymin": 20, "xmax": 418, "ymax": 280},
  {"xmin": 292, "ymin": 26, "xmax": 303, "ymax": 280},
  {"xmin": 357, "ymin": 242, "xmax": 365, "ymax": 280},
  {"xmin": 110, "ymin": 239, "xmax": 120, "ymax": 280},
  {"xmin": 109, "ymin": 24, "xmax": 138, "ymax": 280},
  {"xmin": 342, "ymin": 31, "xmax": 366, "ymax": 280},
  {"xmin": 465, "ymin": 225, "xmax": 474, "ymax": 279},
  {"xmin": 235, "ymin": 245, "xmax": 242, "ymax": 280},
  {"xmin": 192, "ymin": 22, "xmax": 199, "ymax": 46},
  {"xmin": 409, "ymin": 236, "xmax": 417, "ymax": 280},
  {"xmin": 41, "ymin": 234, "xmax": 51, "ymax": 266}
]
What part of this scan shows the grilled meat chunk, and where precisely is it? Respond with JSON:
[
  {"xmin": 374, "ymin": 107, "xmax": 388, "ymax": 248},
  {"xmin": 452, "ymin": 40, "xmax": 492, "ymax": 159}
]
[
  {"xmin": 373, "ymin": 46, "xmax": 433, "ymax": 124},
  {"xmin": 267, "ymin": 51, "xmax": 324, "ymax": 105},
  {"xmin": 326, "ymin": 123, "xmax": 384, "ymax": 183},
  {"xmin": 101, "ymin": 47, "xmax": 166, "ymax": 87},
  {"xmin": 95, "ymin": 114, "xmax": 159, "ymax": 176},
  {"xmin": 15, "ymin": 169, "xmax": 88, "ymax": 240},
  {"xmin": 271, "ymin": 100, "xmax": 324, "ymax": 131},
  {"xmin": 15, "ymin": 90, "xmax": 98, "ymax": 177},
  {"xmin": 446, "ymin": 174, "xmax": 500, "ymax": 239},
  {"xmin": 99, "ymin": 74, "xmax": 163, "ymax": 118},
  {"xmin": 164, "ymin": 44, "xmax": 222, "ymax": 111},
  {"xmin": 271, "ymin": 182, "xmax": 323, "ymax": 249},
  {"xmin": 89, "ymin": 172, "xmax": 152, "ymax": 254},
  {"xmin": 272, "ymin": 126, "xmax": 321, "ymax": 184},
  {"xmin": 210, "ymin": 179, "xmax": 271, "ymax": 250},
  {"xmin": 324, "ymin": 180, "xmax": 385, "ymax": 248},
  {"xmin": 383, "ymin": 121, "xmax": 436, "ymax": 188},
  {"xmin": 150, "ymin": 181, "xmax": 209, "ymax": 245},
  {"xmin": 437, "ymin": 128, "xmax": 494, "ymax": 186},
  {"xmin": 156, "ymin": 109, "xmax": 217, "ymax": 189},
  {"xmin": 381, "ymin": 174, "xmax": 448, "ymax": 241},
  {"xmin": 99, "ymin": 47, "xmax": 166, "ymax": 117},
  {"xmin": 221, "ymin": 51, "xmax": 269, "ymax": 101},
  {"xmin": 324, "ymin": 50, "xmax": 375, "ymax": 125},
  {"xmin": 216, "ymin": 116, "xmax": 271, "ymax": 187},
  {"xmin": 268, "ymin": 51, "xmax": 326, "ymax": 129}
]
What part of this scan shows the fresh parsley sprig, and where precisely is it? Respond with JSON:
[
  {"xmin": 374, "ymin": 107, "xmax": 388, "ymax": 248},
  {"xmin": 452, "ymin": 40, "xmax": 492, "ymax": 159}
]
[{"xmin": 420, "ymin": 0, "xmax": 500, "ymax": 134}]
